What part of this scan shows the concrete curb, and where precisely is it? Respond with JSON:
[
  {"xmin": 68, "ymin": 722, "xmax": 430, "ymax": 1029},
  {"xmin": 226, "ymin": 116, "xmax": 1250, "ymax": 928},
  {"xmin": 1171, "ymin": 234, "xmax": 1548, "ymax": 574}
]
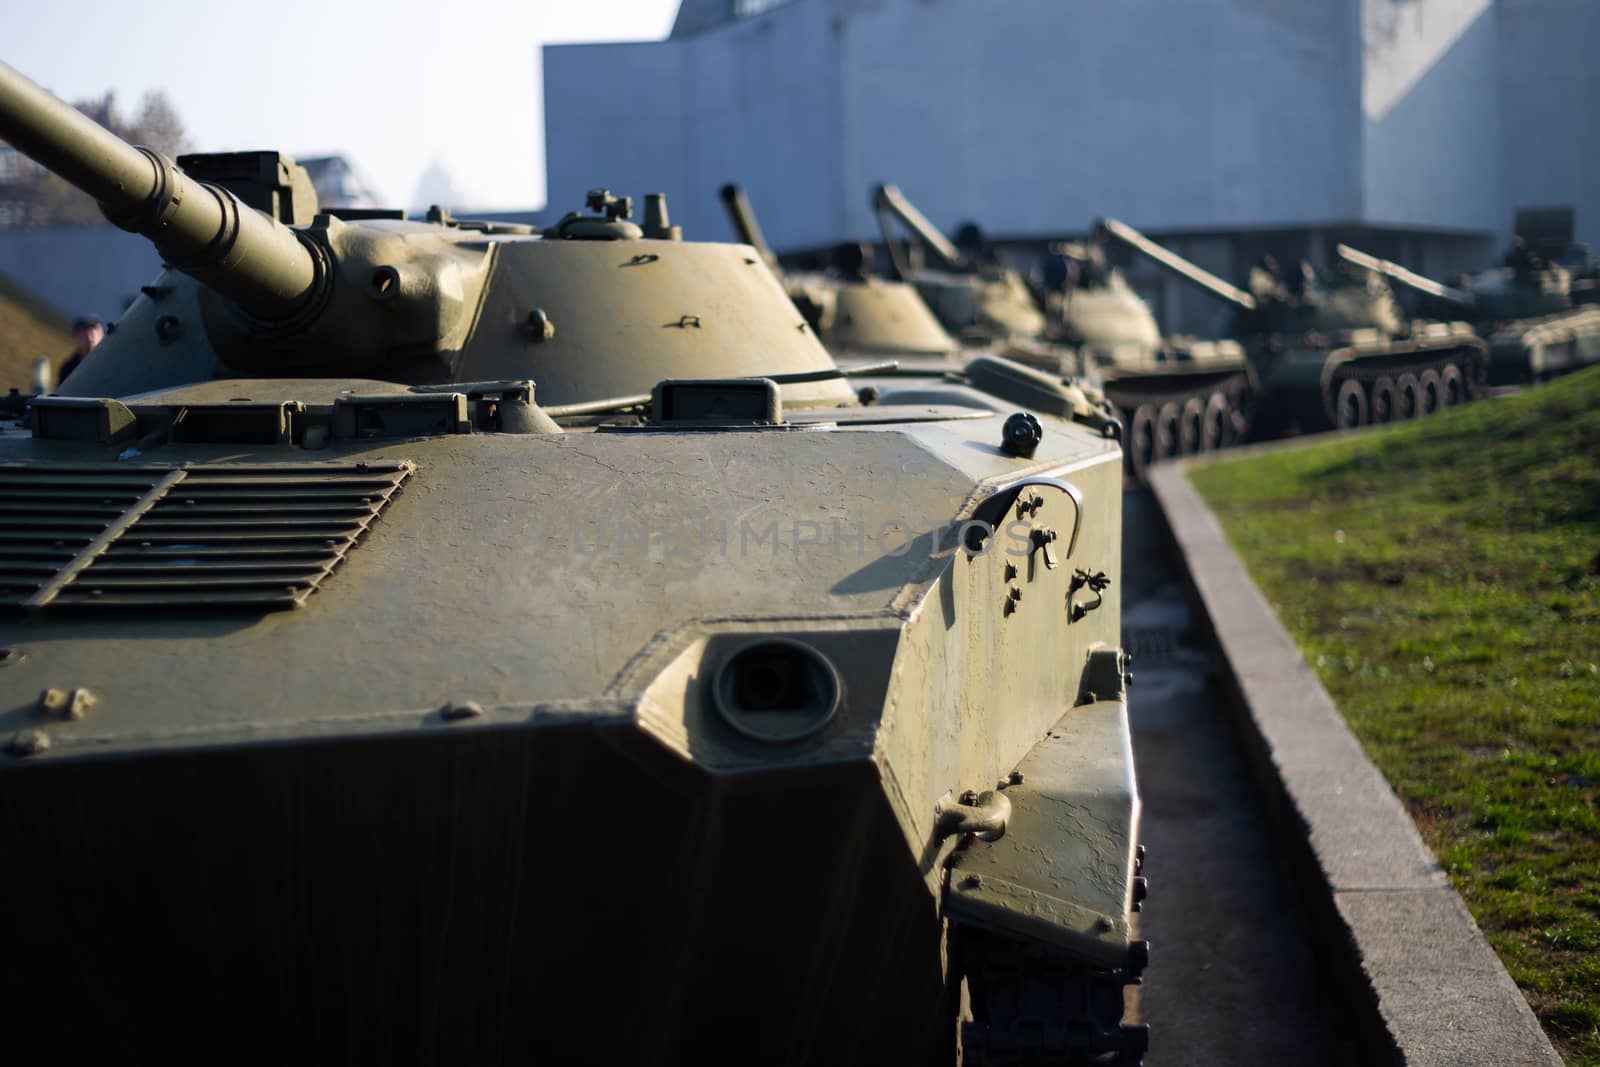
[{"xmin": 1146, "ymin": 459, "xmax": 1563, "ymax": 1067}]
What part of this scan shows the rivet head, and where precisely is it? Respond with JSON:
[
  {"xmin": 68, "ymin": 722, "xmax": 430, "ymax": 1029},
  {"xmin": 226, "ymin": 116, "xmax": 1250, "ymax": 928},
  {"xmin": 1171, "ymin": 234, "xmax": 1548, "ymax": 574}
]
[
  {"xmin": 1009, "ymin": 770, "xmax": 1025, "ymax": 785},
  {"xmin": 8, "ymin": 729, "xmax": 50, "ymax": 757},
  {"xmin": 440, "ymin": 700, "xmax": 485, "ymax": 722},
  {"xmin": 37, "ymin": 687, "xmax": 97, "ymax": 721}
]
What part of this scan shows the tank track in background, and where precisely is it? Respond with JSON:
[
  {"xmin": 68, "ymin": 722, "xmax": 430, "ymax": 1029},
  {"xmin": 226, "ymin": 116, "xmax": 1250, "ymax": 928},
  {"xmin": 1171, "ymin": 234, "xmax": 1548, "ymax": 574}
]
[
  {"xmin": 1111, "ymin": 370, "xmax": 1256, "ymax": 482},
  {"xmin": 1318, "ymin": 341, "xmax": 1486, "ymax": 431},
  {"xmin": 1249, "ymin": 339, "xmax": 1486, "ymax": 439},
  {"xmin": 957, "ymin": 927, "xmax": 1150, "ymax": 1066}
]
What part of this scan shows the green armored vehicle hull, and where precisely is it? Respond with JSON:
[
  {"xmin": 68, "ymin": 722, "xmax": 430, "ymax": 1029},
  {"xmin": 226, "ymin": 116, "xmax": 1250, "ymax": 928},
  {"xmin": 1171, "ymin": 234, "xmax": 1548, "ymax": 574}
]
[{"xmin": 0, "ymin": 61, "xmax": 1147, "ymax": 1065}]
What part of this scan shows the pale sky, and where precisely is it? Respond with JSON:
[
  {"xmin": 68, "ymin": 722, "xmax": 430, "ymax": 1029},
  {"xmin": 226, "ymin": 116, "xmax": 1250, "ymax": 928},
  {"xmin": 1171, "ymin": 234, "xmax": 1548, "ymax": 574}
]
[{"xmin": 4, "ymin": 0, "xmax": 681, "ymax": 210}]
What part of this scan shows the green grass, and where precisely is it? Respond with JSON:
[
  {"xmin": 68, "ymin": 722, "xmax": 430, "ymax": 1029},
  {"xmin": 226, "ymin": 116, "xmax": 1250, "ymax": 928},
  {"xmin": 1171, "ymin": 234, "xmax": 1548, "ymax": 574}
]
[{"xmin": 1190, "ymin": 367, "xmax": 1600, "ymax": 1065}]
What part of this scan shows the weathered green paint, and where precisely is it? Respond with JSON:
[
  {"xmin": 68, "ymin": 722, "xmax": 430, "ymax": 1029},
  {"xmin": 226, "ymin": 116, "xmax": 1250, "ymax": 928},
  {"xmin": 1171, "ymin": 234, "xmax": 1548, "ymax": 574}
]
[{"xmin": 0, "ymin": 59, "xmax": 1144, "ymax": 1063}]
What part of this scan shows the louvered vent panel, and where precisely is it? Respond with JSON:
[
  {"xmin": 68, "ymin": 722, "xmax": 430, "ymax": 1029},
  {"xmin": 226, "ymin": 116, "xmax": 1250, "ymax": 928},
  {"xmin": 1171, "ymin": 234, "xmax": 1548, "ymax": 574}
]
[{"xmin": 0, "ymin": 463, "xmax": 412, "ymax": 610}]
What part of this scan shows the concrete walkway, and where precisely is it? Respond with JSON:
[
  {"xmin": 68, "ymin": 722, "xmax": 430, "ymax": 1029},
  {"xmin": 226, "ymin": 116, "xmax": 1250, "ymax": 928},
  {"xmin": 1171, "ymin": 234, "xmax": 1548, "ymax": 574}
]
[
  {"xmin": 1147, "ymin": 461, "xmax": 1562, "ymax": 1067},
  {"xmin": 1120, "ymin": 489, "xmax": 1356, "ymax": 1065}
]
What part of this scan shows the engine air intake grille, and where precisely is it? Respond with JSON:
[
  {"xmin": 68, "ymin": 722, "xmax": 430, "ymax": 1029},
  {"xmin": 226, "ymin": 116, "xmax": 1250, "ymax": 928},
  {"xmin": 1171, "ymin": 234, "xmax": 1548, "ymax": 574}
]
[{"xmin": 0, "ymin": 462, "xmax": 412, "ymax": 610}]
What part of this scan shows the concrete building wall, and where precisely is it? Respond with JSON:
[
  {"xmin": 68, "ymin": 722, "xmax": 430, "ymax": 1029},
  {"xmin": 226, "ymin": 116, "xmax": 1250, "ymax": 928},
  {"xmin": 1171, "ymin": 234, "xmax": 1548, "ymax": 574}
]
[
  {"xmin": 0, "ymin": 225, "xmax": 161, "ymax": 323},
  {"xmin": 838, "ymin": 0, "xmax": 1362, "ymax": 241},
  {"xmin": 548, "ymin": 0, "xmax": 1364, "ymax": 249},
  {"xmin": 1360, "ymin": 0, "xmax": 1502, "ymax": 237},
  {"xmin": 545, "ymin": 3, "xmax": 847, "ymax": 248},
  {"xmin": 547, "ymin": 0, "xmax": 1597, "ymax": 258},
  {"xmin": 1497, "ymin": 0, "xmax": 1600, "ymax": 250}
]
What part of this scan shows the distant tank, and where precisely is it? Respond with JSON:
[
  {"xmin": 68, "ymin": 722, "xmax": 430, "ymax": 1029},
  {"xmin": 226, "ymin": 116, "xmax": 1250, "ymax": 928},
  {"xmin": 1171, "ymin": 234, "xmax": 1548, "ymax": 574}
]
[
  {"xmin": 1098, "ymin": 218, "xmax": 1489, "ymax": 436},
  {"xmin": 0, "ymin": 60, "xmax": 1149, "ymax": 1065},
  {"xmin": 721, "ymin": 183, "xmax": 1124, "ymax": 445},
  {"xmin": 1337, "ymin": 208, "xmax": 1600, "ymax": 385},
  {"xmin": 872, "ymin": 183, "xmax": 1256, "ymax": 478}
]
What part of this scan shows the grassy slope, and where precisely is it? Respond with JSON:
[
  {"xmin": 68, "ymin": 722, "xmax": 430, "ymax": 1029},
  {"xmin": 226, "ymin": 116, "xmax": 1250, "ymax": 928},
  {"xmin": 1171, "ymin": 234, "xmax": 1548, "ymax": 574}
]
[
  {"xmin": 0, "ymin": 270, "xmax": 72, "ymax": 393},
  {"xmin": 1190, "ymin": 367, "xmax": 1600, "ymax": 1065}
]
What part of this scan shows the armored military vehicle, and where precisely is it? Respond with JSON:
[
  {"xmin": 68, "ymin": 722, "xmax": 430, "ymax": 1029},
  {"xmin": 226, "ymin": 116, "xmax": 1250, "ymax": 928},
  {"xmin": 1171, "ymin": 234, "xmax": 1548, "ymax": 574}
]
[
  {"xmin": 1098, "ymin": 218, "xmax": 1489, "ymax": 436},
  {"xmin": 721, "ymin": 183, "xmax": 1123, "ymax": 447},
  {"xmin": 1337, "ymin": 209, "xmax": 1600, "ymax": 385},
  {"xmin": 0, "ymin": 60, "xmax": 1147, "ymax": 1065},
  {"xmin": 872, "ymin": 184, "xmax": 1256, "ymax": 478}
]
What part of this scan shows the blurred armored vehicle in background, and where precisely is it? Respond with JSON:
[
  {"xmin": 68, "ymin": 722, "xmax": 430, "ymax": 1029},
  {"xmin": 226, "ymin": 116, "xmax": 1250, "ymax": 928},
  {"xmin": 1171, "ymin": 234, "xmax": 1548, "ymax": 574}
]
[
  {"xmin": 1098, "ymin": 218, "xmax": 1489, "ymax": 437},
  {"xmin": 873, "ymin": 184, "xmax": 1255, "ymax": 478},
  {"xmin": 720, "ymin": 182, "xmax": 957, "ymax": 362},
  {"xmin": 1338, "ymin": 208, "xmax": 1600, "ymax": 386},
  {"xmin": 721, "ymin": 182, "xmax": 1122, "ymax": 444},
  {"xmin": 0, "ymin": 60, "xmax": 1148, "ymax": 1065}
]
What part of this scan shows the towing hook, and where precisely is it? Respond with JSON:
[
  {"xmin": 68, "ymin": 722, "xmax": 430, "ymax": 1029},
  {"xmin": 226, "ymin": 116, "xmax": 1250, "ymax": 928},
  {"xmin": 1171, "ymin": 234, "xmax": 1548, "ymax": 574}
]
[{"xmin": 934, "ymin": 788, "xmax": 1012, "ymax": 842}]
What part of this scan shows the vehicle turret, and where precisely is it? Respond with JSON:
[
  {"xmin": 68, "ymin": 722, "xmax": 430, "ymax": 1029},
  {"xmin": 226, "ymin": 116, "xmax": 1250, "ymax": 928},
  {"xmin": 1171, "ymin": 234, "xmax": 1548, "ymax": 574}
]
[{"xmin": 0, "ymin": 60, "xmax": 858, "ymax": 411}]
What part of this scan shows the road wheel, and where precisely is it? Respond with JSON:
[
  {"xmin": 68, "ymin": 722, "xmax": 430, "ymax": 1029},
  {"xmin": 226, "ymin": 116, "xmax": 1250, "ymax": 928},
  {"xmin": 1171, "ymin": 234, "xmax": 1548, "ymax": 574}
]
[
  {"xmin": 1201, "ymin": 391, "xmax": 1230, "ymax": 451},
  {"xmin": 1128, "ymin": 405, "xmax": 1158, "ymax": 481},
  {"xmin": 1440, "ymin": 363, "xmax": 1465, "ymax": 406},
  {"xmin": 1418, "ymin": 369, "xmax": 1443, "ymax": 416},
  {"xmin": 1179, "ymin": 397, "xmax": 1206, "ymax": 454},
  {"xmin": 1156, "ymin": 402, "xmax": 1182, "ymax": 459},
  {"xmin": 1335, "ymin": 378, "xmax": 1368, "ymax": 429},
  {"xmin": 1369, "ymin": 377, "xmax": 1397, "ymax": 423},
  {"xmin": 1395, "ymin": 372, "xmax": 1421, "ymax": 419}
]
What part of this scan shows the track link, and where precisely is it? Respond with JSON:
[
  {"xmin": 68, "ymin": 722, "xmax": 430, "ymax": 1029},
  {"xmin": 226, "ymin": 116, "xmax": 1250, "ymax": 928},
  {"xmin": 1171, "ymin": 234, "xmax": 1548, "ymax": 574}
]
[{"xmin": 958, "ymin": 928, "xmax": 1149, "ymax": 1066}]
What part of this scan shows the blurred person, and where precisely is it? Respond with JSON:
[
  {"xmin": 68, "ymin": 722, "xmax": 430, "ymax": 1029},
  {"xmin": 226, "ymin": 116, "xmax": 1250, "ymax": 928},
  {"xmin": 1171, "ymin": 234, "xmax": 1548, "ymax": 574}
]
[{"xmin": 58, "ymin": 314, "xmax": 103, "ymax": 386}]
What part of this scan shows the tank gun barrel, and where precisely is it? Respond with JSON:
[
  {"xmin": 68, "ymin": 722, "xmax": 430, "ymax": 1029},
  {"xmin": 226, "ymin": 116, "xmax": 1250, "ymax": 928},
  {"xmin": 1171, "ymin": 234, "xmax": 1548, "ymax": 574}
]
[
  {"xmin": 872, "ymin": 184, "xmax": 967, "ymax": 274},
  {"xmin": 1335, "ymin": 243, "xmax": 1473, "ymax": 308},
  {"xmin": 1095, "ymin": 217, "xmax": 1257, "ymax": 312},
  {"xmin": 0, "ymin": 60, "xmax": 319, "ymax": 321},
  {"xmin": 718, "ymin": 184, "xmax": 779, "ymax": 270}
]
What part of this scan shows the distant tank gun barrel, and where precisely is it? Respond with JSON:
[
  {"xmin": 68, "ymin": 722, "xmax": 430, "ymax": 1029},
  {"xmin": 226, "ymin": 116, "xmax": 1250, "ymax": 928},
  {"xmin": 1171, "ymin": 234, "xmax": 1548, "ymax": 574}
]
[
  {"xmin": 0, "ymin": 60, "xmax": 319, "ymax": 321},
  {"xmin": 1095, "ymin": 217, "xmax": 1257, "ymax": 311},
  {"xmin": 718, "ymin": 183, "xmax": 779, "ymax": 270},
  {"xmin": 873, "ymin": 184, "xmax": 967, "ymax": 274},
  {"xmin": 1335, "ymin": 243, "xmax": 1474, "ymax": 308}
]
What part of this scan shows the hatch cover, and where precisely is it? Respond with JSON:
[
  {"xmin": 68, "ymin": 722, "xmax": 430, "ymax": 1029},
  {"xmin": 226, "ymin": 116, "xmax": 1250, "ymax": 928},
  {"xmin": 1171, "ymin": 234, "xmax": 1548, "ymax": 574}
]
[{"xmin": 0, "ymin": 462, "xmax": 412, "ymax": 611}]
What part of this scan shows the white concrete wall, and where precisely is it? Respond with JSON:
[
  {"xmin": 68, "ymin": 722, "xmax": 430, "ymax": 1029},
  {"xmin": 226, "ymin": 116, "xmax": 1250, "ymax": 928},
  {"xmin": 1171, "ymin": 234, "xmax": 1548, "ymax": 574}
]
[
  {"xmin": 0, "ymin": 225, "xmax": 161, "ymax": 323},
  {"xmin": 547, "ymin": 0, "xmax": 1363, "ymax": 249},
  {"xmin": 1360, "ymin": 0, "xmax": 1502, "ymax": 235},
  {"xmin": 1496, "ymin": 0, "xmax": 1600, "ymax": 251},
  {"xmin": 545, "ymin": 0, "xmax": 1598, "ymax": 253},
  {"xmin": 545, "ymin": 3, "xmax": 847, "ymax": 248},
  {"xmin": 838, "ymin": 0, "xmax": 1362, "ymax": 240}
]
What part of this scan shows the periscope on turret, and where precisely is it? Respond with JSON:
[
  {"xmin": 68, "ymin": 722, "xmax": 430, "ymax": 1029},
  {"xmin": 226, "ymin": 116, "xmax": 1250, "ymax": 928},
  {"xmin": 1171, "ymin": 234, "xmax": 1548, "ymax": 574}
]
[{"xmin": 0, "ymin": 59, "xmax": 1150, "ymax": 1065}]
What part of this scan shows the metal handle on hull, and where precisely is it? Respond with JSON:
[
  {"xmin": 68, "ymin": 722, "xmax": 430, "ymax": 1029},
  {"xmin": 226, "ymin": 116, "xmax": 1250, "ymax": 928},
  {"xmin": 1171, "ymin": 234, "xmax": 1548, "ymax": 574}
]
[{"xmin": 935, "ymin": 788, "xmax": 1012, "ymax": 842}]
